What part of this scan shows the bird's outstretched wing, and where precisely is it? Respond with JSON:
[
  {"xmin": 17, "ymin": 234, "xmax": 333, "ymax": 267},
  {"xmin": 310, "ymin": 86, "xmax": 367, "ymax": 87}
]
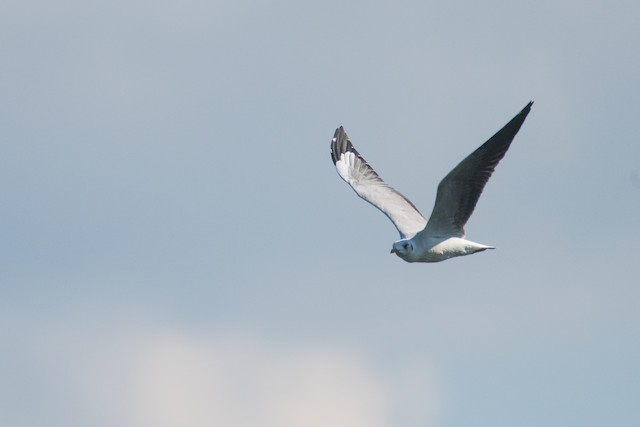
[
  {"xmin": 420, "ymin": 101, "xmax": 533, "ymax": 239},
  {"xmin": 331, "ymin": 126, "xmax": 427, "ymax": 239}
]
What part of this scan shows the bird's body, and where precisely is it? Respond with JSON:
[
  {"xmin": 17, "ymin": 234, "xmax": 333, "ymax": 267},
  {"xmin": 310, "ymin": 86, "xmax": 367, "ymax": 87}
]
[
  {"xmin": 395, "ymin": 236, "xmax": 494, "ymax": 263},
  {"xmin": 330, "ymin": 102, "xmax": 533, "ymax": 263}
]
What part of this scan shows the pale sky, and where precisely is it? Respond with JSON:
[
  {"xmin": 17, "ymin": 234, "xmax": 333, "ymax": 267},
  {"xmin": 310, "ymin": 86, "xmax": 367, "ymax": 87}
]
[{"xmin": 1, "ymin": 1, "xmax": 639, "ymax": 426}]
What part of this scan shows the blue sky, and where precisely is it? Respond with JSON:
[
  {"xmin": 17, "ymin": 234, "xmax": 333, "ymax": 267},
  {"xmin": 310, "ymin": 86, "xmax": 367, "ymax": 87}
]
[{"xmin": 1, "ymin": 1, "xmax": 639, "ymax": 426}]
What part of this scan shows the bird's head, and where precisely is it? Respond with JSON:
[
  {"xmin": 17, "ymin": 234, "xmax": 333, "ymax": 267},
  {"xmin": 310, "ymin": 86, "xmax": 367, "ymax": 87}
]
[{"xmin": 390, "ymin": 240, "xmax": 414, "ymax": 260}]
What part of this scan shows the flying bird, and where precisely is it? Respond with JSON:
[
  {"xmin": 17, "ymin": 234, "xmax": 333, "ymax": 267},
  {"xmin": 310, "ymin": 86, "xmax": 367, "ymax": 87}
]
[{"xmin": 330, "ymin": 101, "xmax": 533, "ymax": 263}]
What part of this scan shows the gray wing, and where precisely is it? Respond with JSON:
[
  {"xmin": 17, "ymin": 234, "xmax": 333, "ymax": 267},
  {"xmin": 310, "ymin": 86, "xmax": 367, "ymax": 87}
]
[
  {"xmin": 331, "ymin": 126, "xmax": 427, "ymax": 239},
  {"xmin": 421, "ymin": 101, "xmax": 533, "ymax": 238}
]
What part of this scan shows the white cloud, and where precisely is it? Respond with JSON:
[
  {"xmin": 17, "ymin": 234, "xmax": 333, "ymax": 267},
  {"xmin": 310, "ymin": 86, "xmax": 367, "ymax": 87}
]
[
  {"xmin": 18, "ymin": 323, "xmax": 417, "ymax": 427},
  {"xmin": 107, "ymin": 333, "xmax": 391, "ymax": 427},
  {"xmin": 1, "ymin": 298, "xmax": 443, "ymax": 427}
]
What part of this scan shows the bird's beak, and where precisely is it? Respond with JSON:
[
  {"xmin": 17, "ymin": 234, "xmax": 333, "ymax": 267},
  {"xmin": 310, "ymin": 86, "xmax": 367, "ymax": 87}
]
[{"xmin": 390, "ymin": 248, "xmax": 397, "ymax": 254}]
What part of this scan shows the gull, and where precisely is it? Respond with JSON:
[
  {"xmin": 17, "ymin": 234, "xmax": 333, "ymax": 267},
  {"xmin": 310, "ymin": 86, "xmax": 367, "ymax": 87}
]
[{"xmin": 330, "ymin": 101, "xmax": 533, "ymax": 263}]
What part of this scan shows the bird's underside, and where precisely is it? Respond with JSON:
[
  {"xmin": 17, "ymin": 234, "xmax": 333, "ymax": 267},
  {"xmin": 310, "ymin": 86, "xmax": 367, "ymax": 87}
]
[{"xmin": 330, "ymin": 101, "xmax": 533, "ymax": 263}]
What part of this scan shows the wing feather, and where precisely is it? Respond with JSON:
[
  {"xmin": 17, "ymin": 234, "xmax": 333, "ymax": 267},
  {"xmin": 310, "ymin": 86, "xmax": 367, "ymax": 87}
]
[
  {"xmin": 421, "ymin": 101, "xmax": 533, "ymax": 238},
  {"xmin": 331, "ymin": 127, "xmax": 427, "ymax": 239}
]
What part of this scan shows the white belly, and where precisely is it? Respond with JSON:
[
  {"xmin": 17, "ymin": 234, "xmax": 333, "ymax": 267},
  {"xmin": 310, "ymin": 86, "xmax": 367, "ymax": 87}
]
[{"xmin": 419, "ymin": 237, "xmax": 494, "ymax": 263}]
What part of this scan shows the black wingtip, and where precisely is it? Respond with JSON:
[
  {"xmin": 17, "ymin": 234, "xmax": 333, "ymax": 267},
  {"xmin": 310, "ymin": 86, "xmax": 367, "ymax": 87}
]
[
  {"xmin": 332, "ymin": 125, "xmax": 345, "ymax": 142},
  {"xmin": 330, "ymin": 126, "xmax": 347, "ymax": 165},
  {"xmin": 502, "ymin": 101, "xmax": 533, "ymax": 136},
  {"xmin": 330, "ymin": 125, "xmax": 359, "ymax": 165},
  {"xmin": 521, "ymin": 100, "xmax": 534, "ymax": 115}
]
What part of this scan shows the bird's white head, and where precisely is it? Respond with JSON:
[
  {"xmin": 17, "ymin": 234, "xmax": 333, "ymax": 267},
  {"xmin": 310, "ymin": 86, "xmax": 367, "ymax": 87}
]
[{"xmin": 390, "ymin": 239, "xmax": 415, "ymax": 261}]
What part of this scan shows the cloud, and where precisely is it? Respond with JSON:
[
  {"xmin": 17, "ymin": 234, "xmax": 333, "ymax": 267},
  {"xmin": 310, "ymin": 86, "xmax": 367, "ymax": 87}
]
[
  {"xmin": 4, "ymin": 313, "xmax": 440, "ymax": 427},
  {"xmin": 107, "ymin": 332, "xmax": 392, "ymax": 427}
]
